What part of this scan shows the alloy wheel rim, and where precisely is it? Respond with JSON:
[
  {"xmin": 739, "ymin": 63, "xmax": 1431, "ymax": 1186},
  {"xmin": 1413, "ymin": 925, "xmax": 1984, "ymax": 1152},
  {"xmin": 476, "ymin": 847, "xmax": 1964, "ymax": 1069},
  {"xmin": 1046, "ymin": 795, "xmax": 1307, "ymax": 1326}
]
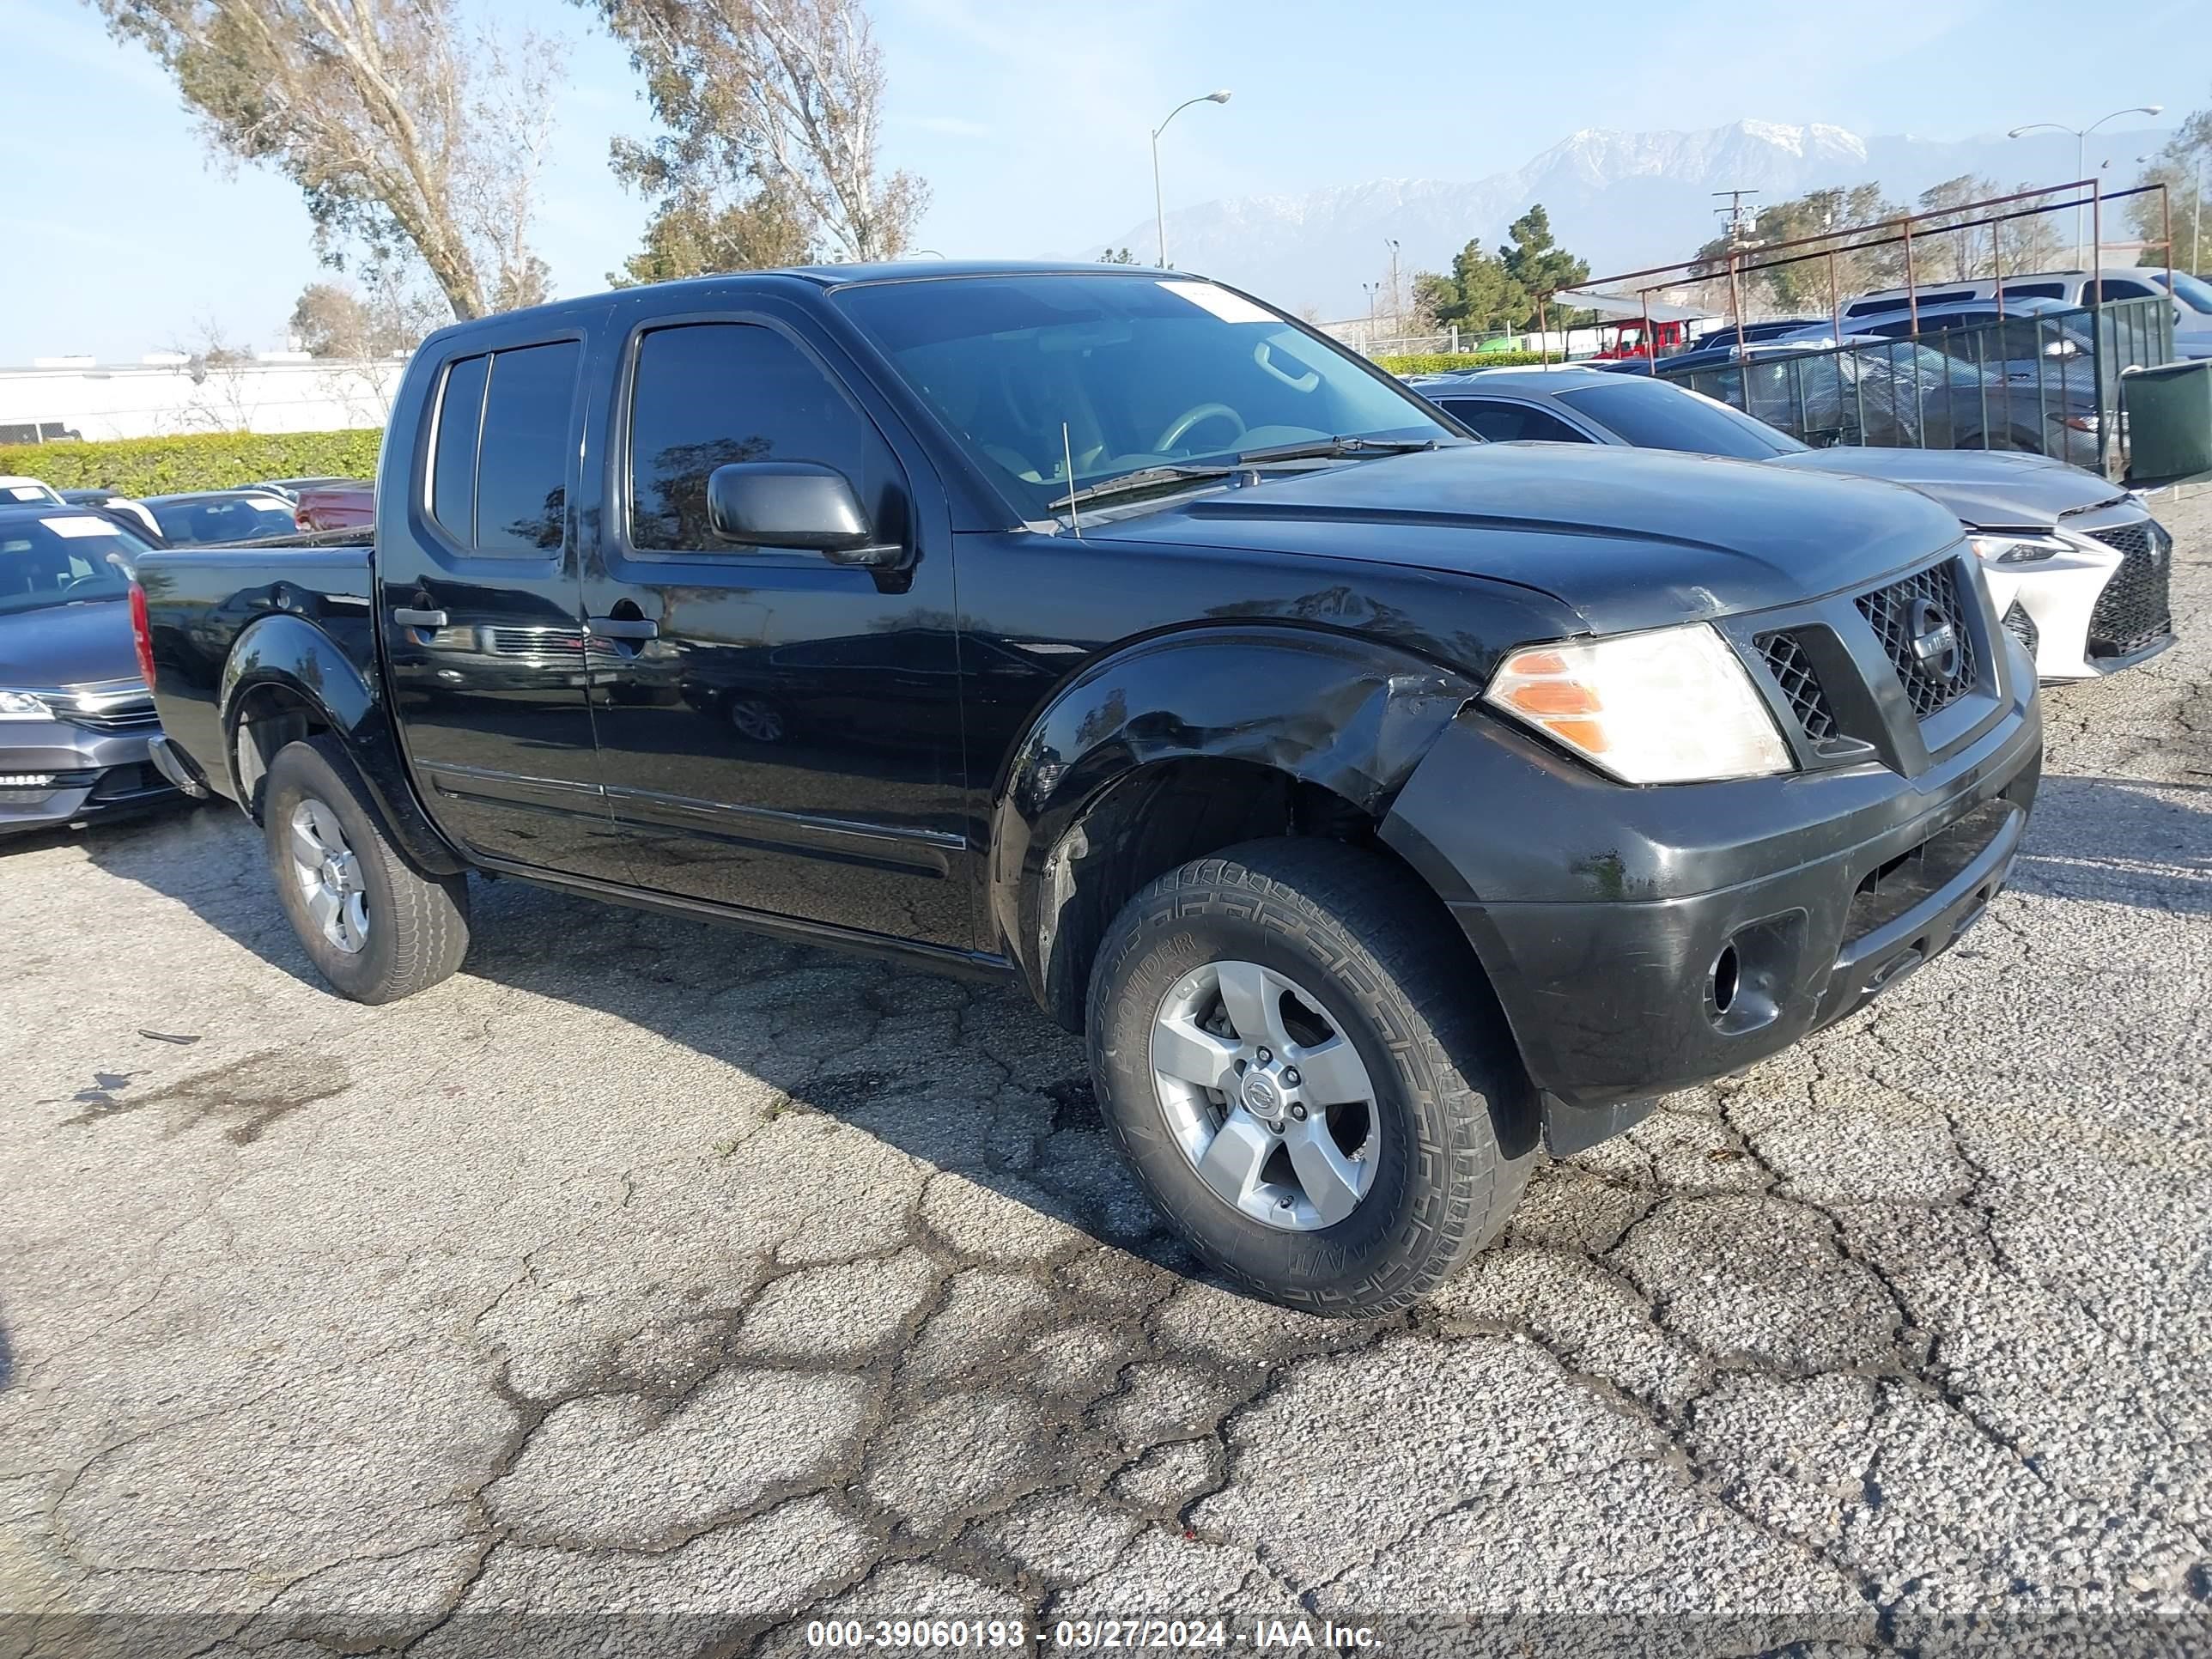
[
  {"xmin": 1149, "ymin": 959, "xmax": 1380, "ymax": 1231},
  {"xmin": 287, "ymin": 798, "xmax": 368, "ymax": 955},
  {"xmin": 730, "ymin": 698, "xmax": 784, "ymax": 742}
]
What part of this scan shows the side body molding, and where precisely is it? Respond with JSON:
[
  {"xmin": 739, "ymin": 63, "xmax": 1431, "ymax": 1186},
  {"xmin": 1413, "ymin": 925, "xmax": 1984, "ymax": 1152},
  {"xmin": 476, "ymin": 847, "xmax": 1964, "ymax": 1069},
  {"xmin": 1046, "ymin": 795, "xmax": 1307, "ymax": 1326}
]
[
  {"xmin": 219, "ymin": 612, "xmax": 468, "ymax": 876},
  {"xmin": 987, "ymin": 624, "xmax": 1479, "ymax": 1006}
]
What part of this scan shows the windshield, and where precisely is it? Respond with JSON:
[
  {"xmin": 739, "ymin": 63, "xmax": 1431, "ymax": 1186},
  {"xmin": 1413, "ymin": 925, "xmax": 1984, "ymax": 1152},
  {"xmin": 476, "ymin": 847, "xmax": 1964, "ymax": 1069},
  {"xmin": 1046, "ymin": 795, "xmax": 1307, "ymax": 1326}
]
[
  {"xmin": 1849, "ymin": 342, "xmax": 1992, "ymax": 386},
  {"xmin": 1557, "ymin": 379, "xmax": 1803, "ymax": 459},
  {"xmin": 2154, "ymin": 270, "xmax": 2212, "ymax": 314},
  {"xmin": 834, "ymin": 274, "xmax": 1454, "ymax": 516},
  {"xmin": 0, "ymin": 515, "xmax": 143, "ymax": 616},
  {"xmin": 150, "ymin": 495, "xmax": 295, "ymax": 547}
]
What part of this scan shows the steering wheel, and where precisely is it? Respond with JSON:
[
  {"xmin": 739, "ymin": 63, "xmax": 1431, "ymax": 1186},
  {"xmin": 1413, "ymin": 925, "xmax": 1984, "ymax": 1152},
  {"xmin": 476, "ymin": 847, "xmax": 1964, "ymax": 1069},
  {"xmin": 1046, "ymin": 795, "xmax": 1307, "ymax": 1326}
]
[{"xmin": 1153, "ymin": 402, "xmax": 1247, "ymax": 456}]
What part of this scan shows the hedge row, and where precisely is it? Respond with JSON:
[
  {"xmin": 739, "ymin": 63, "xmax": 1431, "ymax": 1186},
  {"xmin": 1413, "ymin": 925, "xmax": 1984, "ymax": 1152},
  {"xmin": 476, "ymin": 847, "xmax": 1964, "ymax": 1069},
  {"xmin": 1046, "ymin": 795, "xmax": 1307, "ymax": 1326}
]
[
  {"xmin": 0, "ymin": 429, "xmax": 382, "ymax": 497},
  {"xmin": 1373, "ymin": 350, "xmax": 1557, "ymax": 374}
]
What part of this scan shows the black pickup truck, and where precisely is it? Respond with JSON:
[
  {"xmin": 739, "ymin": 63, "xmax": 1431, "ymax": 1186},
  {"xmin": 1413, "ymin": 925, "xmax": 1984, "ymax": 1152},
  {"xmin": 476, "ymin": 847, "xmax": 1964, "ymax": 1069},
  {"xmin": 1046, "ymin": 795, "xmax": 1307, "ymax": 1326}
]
[{"xmin": 136, "ymin": 264, "xmax": 2042, "ymax": 1312}]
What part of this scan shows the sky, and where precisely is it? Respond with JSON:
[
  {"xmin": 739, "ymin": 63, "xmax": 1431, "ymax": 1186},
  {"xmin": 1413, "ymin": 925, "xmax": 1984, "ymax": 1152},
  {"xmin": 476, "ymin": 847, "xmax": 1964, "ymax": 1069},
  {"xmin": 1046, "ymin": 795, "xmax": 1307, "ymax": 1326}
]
[{"xmin": 4, "ymin": 0, "xmax": 2199, "ymax": 363}]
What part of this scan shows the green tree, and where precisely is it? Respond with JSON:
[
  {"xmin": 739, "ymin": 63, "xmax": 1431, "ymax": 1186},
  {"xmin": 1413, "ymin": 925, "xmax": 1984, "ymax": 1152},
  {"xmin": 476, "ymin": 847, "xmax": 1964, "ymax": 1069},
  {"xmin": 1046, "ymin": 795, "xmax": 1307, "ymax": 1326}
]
[
  {"xmin": 579, "ymin": 0, "xmax": 930, "ymax": 279},
  {"xmin": 90, "ymin": 0, "xmax": 564, "ymax": 321},
  {"xmin": 1498, "ymin": 205, "xmax": 1589, "ymax": 307},
  {"xmin": 1099, "ymin": 247, "xmax": 1137, "ymax": 264},
  {"xmin": 2132, "ymin": 99, "xmax": 2209, "ymax": 274},
  {"xmin": 1692, "ymin": 184, "xmax": 1904, "ymax": 313},
  {"xmin": 1414, "ymin": 204, "xmax": 1595, "ymax": 335},
  {"xmin": 611, "ymin": 188, "xmax": 817, "ymax": 287}
]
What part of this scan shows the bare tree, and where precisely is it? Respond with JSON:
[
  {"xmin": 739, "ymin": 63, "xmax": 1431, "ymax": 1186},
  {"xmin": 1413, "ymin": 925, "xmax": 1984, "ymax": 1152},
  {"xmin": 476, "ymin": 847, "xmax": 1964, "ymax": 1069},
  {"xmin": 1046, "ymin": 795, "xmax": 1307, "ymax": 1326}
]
[
  {"xmin": 167, "ymin": 319, "xmax": 259, "ymax": 432},
  {"xmin": 90, "ymin": 0, "xmax": 565, "ymax": 319},
  {"xmin": 580, "ymin": 0, "xmax": 929, "ymax": 270}
]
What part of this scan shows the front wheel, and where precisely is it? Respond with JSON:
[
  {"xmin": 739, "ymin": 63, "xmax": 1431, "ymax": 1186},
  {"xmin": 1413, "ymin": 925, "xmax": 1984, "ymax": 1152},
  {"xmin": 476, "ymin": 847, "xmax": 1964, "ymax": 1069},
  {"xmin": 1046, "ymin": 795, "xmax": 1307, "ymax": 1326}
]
[
  {"xmin": 262, "ymin": 736, "xmax": 470, "ymax": 1004},
  {"xmin": 1087, "ymin": 839, "xmax": 1537, "ymax": 1315}
]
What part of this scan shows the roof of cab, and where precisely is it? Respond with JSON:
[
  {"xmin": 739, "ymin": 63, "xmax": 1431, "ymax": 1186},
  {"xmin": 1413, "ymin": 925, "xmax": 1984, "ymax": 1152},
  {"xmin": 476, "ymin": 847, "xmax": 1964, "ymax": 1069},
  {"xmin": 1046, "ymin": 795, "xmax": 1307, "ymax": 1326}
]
[{"xmin": 452, "ymin": 260, "xmax": 1190, "ymax": 336}]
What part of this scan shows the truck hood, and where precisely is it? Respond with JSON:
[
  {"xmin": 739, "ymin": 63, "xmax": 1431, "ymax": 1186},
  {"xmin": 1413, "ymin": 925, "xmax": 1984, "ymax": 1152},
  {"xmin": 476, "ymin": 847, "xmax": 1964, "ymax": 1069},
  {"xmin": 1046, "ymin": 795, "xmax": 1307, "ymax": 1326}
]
[
  {"xmin": 1086, "ymin": 443, "xmax": 1963, "ymax": 635},
  {"xmin": 0, "ymin": 599, "xmax": 139, "ymax": 688},
  {"xmin": 1764, "ymin": 447, "xmax": 2127, "ymax": 530}
]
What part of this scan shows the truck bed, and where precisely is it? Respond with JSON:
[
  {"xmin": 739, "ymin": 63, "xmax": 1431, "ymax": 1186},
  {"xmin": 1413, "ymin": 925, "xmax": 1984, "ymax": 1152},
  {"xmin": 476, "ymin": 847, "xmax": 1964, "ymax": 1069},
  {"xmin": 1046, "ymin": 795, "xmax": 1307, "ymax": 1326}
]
[{"xmin": 137, "ymin": 538, "xmax": 379, "ymax": 803}]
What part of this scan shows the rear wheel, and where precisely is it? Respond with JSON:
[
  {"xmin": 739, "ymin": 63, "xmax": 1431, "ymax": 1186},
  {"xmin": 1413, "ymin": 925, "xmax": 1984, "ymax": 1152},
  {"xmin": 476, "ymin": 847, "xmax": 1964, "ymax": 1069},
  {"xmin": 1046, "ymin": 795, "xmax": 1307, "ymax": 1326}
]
[
  {"xmin": 262, "ymin": 737, "xmax": 470, "ymax": 1004},
  {"xmin": 1087, "ymin": 839, "xmax": 1537, "ymax": 1315}
]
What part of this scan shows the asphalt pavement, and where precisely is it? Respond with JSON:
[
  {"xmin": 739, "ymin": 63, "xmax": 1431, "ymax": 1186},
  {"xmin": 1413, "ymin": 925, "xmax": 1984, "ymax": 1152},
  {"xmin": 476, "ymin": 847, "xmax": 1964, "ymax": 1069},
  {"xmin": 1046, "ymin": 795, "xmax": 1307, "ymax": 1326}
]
[{"xmin": 2, "ymin": 491, "xmax": 2208, "ymax": 1656}]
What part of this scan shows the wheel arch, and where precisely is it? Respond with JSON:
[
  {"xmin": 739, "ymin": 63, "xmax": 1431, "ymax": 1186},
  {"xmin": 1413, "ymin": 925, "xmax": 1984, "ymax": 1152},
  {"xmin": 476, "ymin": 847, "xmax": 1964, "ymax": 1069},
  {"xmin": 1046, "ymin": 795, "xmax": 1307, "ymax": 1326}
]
[
  {"xmin": 220, "ymin": 615, "xmax": 467, "ymax": 877},
  {"xmin": 988, "ymin": 625, "xmax": 1482, "ymax": 1030}
]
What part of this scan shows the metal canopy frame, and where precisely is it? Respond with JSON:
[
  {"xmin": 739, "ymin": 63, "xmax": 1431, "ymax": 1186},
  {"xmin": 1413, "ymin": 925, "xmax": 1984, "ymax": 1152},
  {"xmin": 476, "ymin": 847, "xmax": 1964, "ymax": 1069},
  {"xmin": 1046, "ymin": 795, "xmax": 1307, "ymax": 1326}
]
[{"xmin": 1534, "ymin": 179, "xmax": 2178, "ymax": 366}]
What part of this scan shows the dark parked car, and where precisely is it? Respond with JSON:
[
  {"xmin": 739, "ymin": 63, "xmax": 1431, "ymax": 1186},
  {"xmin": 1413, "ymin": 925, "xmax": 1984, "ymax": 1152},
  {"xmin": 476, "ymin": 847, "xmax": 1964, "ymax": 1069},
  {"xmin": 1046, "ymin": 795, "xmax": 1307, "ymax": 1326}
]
[
  {"xmin": 134, "ymin": 263, "xmax": 2040, "ymax": 1313},
  {"xmin": 254, "ymin": 475, "xmax": 366, "ymax": 504},
  {"xmin": 1647, "ymin": 331, "xmax": 2108, "ymax": 468},
  {"xmin": 140, "ymin": 489, "xmax": 300, "ymax": 548},
  {"xmin": 1409, "ymin": 367, "xmax": 2174, "ymax": 682},
  {"xmin": 58, "ymin": 489, "xmax": 165, "ymax": 544},
  {"xmin": 0, "ymin": 504, "xmax": 181, "ymax": 835}
]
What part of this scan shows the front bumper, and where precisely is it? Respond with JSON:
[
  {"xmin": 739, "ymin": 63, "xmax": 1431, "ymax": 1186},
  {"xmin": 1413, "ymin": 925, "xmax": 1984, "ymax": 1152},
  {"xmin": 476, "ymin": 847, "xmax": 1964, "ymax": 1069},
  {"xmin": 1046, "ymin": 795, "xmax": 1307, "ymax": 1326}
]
[
  {"xmin": 1381, "ymin": 681, "xmax": 2044, "ymax": 1123},
  {"xmin": 0, "ymin": 723, "xmax": 182, "ymax": 836},
  {"xmin": 1984, "ymin": 507, "xmax": 2179, "ymax": 682}
]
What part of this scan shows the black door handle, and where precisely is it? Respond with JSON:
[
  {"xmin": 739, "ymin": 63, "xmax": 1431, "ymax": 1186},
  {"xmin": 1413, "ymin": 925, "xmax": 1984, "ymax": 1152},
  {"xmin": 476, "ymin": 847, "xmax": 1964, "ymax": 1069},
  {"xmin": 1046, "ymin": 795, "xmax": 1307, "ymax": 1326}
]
[
  {"xmin": 392, "ymin": 607, "xmax": 448, "ymax": 627},
  {"xmin": 587, "ymin": 617, "xmax": 659, "ymax": 641}
]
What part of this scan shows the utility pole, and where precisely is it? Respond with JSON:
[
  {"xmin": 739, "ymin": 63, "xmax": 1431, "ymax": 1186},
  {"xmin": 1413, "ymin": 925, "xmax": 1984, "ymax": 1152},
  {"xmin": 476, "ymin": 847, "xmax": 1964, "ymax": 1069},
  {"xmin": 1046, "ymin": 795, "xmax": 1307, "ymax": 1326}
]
[
  {"xmin": 1385, "ymin": 238, "xmax": 1401, "ymax": 336},
  {"xmin": 1713, "ymin": 190, "xmax": 1761, "ymax": 356},
  {"xmin": 1364, "ymin": 282, "xmax": 1381, "ymax": 349}
]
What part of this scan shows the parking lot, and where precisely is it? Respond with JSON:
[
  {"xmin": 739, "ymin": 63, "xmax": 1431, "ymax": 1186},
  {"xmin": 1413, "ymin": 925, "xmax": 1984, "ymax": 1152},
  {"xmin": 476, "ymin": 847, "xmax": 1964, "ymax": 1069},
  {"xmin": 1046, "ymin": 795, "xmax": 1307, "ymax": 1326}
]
[{"xmin": 2, "ymin": 491, "xmax": 2208, "ymax": 1655}]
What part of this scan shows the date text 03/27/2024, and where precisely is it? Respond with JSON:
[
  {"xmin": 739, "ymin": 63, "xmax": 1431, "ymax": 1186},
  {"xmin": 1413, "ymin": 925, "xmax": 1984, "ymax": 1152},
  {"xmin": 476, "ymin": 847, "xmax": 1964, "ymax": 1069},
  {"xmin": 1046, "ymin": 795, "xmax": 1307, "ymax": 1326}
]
[{"xmin": 803, "ymin": 1618, "xmax": 1382, "ymax": 1650}]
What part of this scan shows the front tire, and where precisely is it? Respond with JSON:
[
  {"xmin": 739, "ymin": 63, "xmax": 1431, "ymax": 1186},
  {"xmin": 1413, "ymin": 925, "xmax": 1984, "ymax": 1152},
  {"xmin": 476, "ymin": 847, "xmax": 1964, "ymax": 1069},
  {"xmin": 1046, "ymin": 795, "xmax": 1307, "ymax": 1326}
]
[
  {"xmin": 262, "ymin": 736, "xmax": 470, "ymax": 1004},
  {"xmin": 1087, "ymin": 839, "xmax": 1537, "ymax": 1315}
]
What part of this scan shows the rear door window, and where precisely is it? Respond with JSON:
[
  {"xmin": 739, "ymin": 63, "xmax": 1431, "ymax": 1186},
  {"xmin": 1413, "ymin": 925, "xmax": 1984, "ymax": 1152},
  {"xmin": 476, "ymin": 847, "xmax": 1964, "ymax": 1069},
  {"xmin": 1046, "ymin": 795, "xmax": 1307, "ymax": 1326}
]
[
  {"xmin": 424, "ymin": 342, "xmax": 579, "ymax": 554},
  {"xmin": 429, "ymin": 355, "xmax": 489, "ymax": 544},
  {"xmin": 474, "ymin": 343, "xmax": 580, "ymax": 554}
]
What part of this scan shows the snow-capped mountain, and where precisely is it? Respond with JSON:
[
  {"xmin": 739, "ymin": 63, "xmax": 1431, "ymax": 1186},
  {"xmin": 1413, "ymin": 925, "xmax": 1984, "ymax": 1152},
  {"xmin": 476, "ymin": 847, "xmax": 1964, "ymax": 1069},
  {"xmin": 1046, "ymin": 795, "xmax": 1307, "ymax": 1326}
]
[{"xmin": 1102, "ymin": 119, "xmax": 2161, "ymax": 319}]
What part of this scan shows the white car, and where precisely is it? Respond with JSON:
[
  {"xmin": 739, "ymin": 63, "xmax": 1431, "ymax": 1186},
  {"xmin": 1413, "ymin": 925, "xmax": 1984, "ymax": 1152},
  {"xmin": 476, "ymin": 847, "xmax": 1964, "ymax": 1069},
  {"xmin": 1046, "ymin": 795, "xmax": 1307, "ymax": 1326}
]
[
  {"xmin": 0, "ymin": 475, "xmax": 65, "ymax": 507},
  {"xmin": 1414, "ymin": 368, "xmax": 2177, "ymax": 682},
  {"xmin": 1838, "ymin": 267, "xmax": 2211, "ymax": 361}
]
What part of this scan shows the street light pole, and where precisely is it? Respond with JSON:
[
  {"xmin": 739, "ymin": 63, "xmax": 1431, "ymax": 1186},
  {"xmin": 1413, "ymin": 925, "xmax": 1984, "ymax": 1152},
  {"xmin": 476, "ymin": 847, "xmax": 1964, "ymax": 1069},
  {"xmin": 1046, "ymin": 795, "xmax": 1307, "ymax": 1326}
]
[
  {"xmin": 2008, "ymin": 106, "xmax": 2163, "ymax": 265},
  {"xmin": 1151, "ymin": 89, "xmax": 1231, "ymax": 268}
]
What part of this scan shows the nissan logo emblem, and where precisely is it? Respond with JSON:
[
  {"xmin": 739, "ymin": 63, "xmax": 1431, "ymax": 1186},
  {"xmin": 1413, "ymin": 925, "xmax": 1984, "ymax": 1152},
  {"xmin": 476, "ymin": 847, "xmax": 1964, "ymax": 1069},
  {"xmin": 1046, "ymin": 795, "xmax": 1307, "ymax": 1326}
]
[{"xmin": 1908, "ymin": 597, "xmax": 1962, "ymax": 683}]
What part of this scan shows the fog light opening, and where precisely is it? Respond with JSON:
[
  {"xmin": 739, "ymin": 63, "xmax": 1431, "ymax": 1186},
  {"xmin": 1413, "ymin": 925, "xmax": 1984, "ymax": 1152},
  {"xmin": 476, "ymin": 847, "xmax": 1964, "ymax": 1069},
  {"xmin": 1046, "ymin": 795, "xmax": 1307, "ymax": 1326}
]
[{"xmin": 1711, "ymin": 944, "xmax": 1741, "ymax": 1017}]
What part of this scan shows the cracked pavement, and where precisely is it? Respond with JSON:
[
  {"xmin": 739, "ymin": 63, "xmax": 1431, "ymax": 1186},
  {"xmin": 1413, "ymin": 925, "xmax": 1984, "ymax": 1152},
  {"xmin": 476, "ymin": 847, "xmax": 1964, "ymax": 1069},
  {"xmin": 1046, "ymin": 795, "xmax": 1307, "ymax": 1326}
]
[{"xmin": 3, "ymin": 491, "xmax": 2209, "ymax": 1656}]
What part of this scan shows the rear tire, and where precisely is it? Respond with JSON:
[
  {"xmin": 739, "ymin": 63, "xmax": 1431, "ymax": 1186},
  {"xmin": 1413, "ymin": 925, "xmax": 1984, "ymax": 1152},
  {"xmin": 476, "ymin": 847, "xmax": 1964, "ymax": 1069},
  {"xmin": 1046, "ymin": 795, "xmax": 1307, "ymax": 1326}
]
[
  {"xmin": 262, "ymin": 736, "xmax": 470, "ymax": 1004},
  {"xmin": 1087, "ymin": 839, "xmax": 1537, "ymax": 1315}
]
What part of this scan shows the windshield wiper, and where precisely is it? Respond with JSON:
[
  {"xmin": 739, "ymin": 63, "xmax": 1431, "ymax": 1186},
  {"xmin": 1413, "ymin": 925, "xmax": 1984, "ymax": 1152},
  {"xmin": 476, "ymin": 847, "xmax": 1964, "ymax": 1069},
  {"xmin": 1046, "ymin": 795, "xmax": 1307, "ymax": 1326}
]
[
  {"xmin": 1047, "ymin": 463, "xmax": 1239, "ymax": 514},
  {"xmin": 1233, "ymin": 435, "xmax": 1440, "ymax": 464},
  {"xmin": 1044, "ymin": 437, "xmax": 1439, "ymax": 514}
]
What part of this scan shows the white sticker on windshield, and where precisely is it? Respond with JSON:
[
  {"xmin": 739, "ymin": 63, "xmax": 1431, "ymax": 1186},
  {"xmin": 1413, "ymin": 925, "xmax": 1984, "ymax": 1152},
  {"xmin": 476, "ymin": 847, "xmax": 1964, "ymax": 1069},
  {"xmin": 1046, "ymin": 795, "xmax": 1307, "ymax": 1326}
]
[
  {"xmin": 41, "ymin": 515, "xmax": 112, "ymax": 538},
  {"xmin": 1158, "ymin": 280, "xmax": 1275, "ymax": 325}
]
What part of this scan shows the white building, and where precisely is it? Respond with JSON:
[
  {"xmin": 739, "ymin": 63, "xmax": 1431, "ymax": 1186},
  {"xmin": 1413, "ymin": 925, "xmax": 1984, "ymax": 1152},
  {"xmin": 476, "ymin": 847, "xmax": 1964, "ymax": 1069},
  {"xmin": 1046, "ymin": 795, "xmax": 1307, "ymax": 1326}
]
[{"xmin": 0, "ymin": 353, "xmax": 407, "ymax": 444}]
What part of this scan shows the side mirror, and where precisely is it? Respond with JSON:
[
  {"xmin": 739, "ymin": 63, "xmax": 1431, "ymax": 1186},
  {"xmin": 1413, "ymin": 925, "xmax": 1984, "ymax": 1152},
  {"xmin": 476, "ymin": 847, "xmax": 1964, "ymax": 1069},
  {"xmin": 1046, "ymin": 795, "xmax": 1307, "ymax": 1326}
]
[{"xmin": 705, "ymin": 461, "xmax": 902, "ymax": 566}]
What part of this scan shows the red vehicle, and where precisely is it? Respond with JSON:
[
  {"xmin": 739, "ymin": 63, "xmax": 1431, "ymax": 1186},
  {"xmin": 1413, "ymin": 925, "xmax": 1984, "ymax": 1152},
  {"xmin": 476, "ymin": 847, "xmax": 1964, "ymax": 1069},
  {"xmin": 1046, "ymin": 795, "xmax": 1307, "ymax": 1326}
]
[
  {"xmin": 295, "ymin": 481, "xmax": 374, "ymax": 532},
  {"xmin": 1588, "ymin": 318, "xmax": 1693, "ymax": 361}
]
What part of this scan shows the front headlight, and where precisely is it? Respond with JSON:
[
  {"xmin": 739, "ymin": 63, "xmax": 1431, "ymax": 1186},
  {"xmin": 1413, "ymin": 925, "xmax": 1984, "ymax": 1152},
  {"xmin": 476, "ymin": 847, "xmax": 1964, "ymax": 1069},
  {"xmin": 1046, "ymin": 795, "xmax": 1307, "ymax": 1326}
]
[
  {"xmin": 0, "ymin": 690, "xmax": 56, "ymax": 722},
  {"xmin": 1484, "ymin": 623, "xmax": 1792, "ymax": 785},
  {"xmin": 1968, "ymin": 533, "xmax": 2067, "ymax": 564}
]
